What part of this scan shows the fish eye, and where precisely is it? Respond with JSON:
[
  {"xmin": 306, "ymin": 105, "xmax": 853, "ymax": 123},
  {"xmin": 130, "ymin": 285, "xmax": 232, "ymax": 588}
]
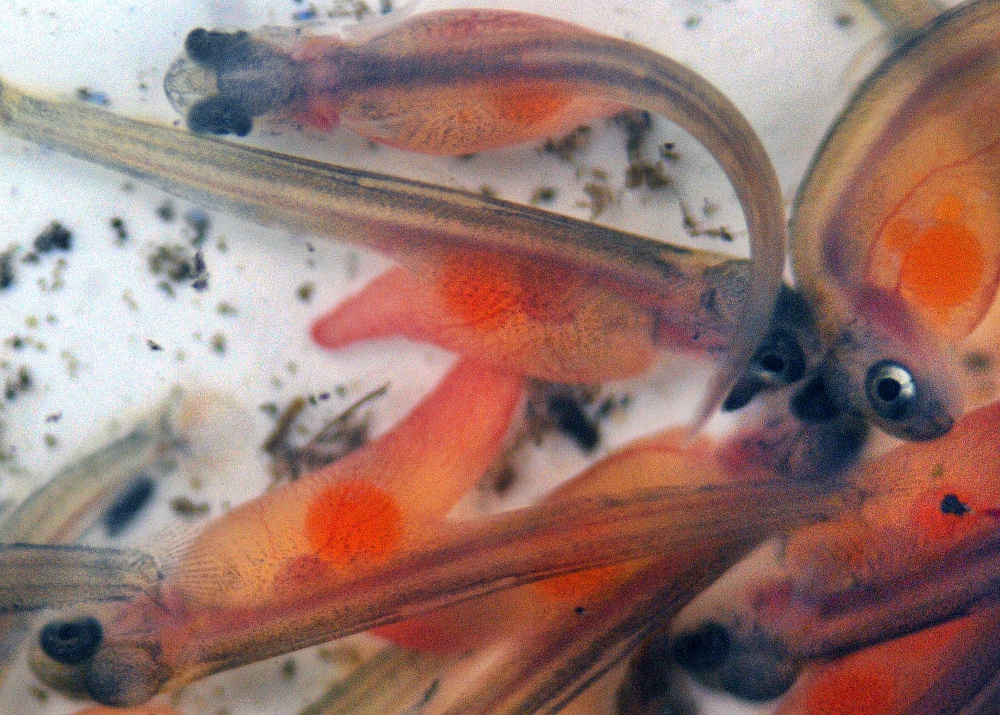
[
  {"xmin": 670, "ymin": 621, "xmax": 730, "ymax": 672},
  {"xmin": 39, "ymin": 616, "xmax": 103, "ymax": 665},
  {"xmin": 187, "ymin": 96, "xmax": 253, "ymax": 137},
  {"xmin": 751, "ymin": 330, "xmax": 806, "ymax": 386},
  {"xmin": 184, "ymin": 28, "xmax": 250, "ymax": 68},
  {"xmin": 722, "ymin": 330, "xmax": 808, "ymax": 412},
  {"xmin": 671, "ymin": 621, "xmax": 799, "ymax": 702},
  {"xmin": 865, "ymin": 360, "xmax": 918, "ymax": 421}
]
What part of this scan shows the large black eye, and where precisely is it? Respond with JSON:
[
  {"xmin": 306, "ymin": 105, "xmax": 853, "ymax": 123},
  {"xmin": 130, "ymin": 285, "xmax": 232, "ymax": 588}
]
[
  {"xmin": 751, "ymin": 330, "xmax": 806, "ymax": 386},
  {"xmin": 39, "ymin": 616, "xmax": 103, "ymax": 665},
  {"xmin": 722, "ymin": 330, "xmax": 807, "ymax": 411},
  {"xmin": 187, "ymin": 96, "xmax": 253, "ymax": 137},
  {"xmin": 184, "ymin": 29, "xmax": 250, "ymax": 68},
  {"xmin": 670, "ymin": 621, "xmax": 730, "ymax": 672},
  {"xmin": 865, "ymin": 360, "xmax": 918, "ymax": 421}
]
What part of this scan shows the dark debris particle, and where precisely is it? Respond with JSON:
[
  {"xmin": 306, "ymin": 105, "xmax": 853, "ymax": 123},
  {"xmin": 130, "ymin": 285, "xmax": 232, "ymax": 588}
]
[
  {"xmin": 523, "ymin": 382, "xmax": 632, "ymax": 455},
  {"xmin": 147, "ymin": 339, "xmax": 164, "ymax": 352},
  {"xmin": 156, "ymin": 201, "xmax": 176, "ymax": 222},
  {"xmin": 149, "ymin": 245, "xmax": 194, "ymax": 281},
  {"xmin": 259, "ymin": 402, "xmax": 280, "ymax": 417},
  {"xmin": 265, "ymin": 385, "xmax": 386, "ymax": 483},
  {"xmin": 598, "ymin": 393, "xmax": 631, "ymax": 417},
  {"xmin": 541, "ymin": 125, "xmax": 592, "ymax": 162},
  {"xmin": 681, "ymin": 202, "xmax": 735, "ymax": 242},
  {"xmin": 76, "ymin": 87, "xmax": 110, "ymax": 106},
  {"xmin": 625, "ymin": 161, "xmax": 672, "ymax": 191},
  {"xmin": 210, "ymin": 333, "xmax": 227, "ymax": 354},
  {"xmin": 262, "ymin": 397, "xmax": 307, "ymax": 454},
  {"xmin": 103, "ymin": 475, "xmax": 156, "ymax": 537},
  {"xmin": 547, "ymin": 394, "xmax": 600, "ymax": 453},
  {"xmin": 574, "ymin": 606, "xmax": 586, "ymax": 615},
  {"xmin": 582, "ymin": 182, "xmax": 615, "ymax": 218},
  {"xmin": 281, "ymin": 658, "xmax": 297, "ymax": 680},
  {"xmin": 297, "ymin": 282, "xmax": 315, "ymax": 302},
  {"xmin": 941, "ymin": 493, "xmax": 971, "ymax": 517},
  {"xmin": 834, "ymin": 13, "xmax": 855, "ymax": 28},
  {"xmin": 659, "ymin": 142, "xmax": 680, "ymax": 162},
  {"xmin": 4, "ymin": 365, "xmax": 32, "ymax": 401},
  {"xmin": 171, "ymin": 496, "xmax": 210, "ymax": 516},
  {"xmin": 110, "ymin": 216, "xmax": 128, "ymax": 243},
  {"xmin": 612, "ymin": 110, "xmax": 653, "ymax": 160},
  {"xmin": 294, "ymin": 4, "xmax": 318, "ymax": 20},
  {"xmin": 45, "ymin": 412, "xmax": 62, "ymax": 423},
  {"xmin": 33, "ymin": 222, "xmax": 72, "ymax": 254},
  {"xmin": 530, "ymin": 187, "xmax": 557, "ymax": 204},
  {"xmin": 148, "ymin": 244, "xmax": 209, "ymax": 289},
  {"xmin": 0, "ymin": 247, "xmax": 16, "ymax": 289},
  {"xmin": 184, "ymin": 209, "xmax": 211, "ymax": 246}
]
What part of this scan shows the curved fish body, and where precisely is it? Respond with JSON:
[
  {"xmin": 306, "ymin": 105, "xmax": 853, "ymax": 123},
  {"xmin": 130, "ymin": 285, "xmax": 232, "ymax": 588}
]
[
  {"xmin": 0, "ymin": 72, "xmax": 774, "ymax": 420},
  {"xmin": 28, "ymin": 476, "xmax": 826, "ymax": 706},
  {"xmin": 170, "ymin": 7, "xmax": 978, "ymax": 444},
  {"xmin": 168, "ymin": 11, "xmax": 625, "ymax": 156},
  {"xmin": 0, "ymin": 400, "xmax": 178, "ymax": 688},
  {"xmin": 2, "ymin": 9, "xmax": 973, "ymax": 445},
  {"xmin": 665, "ymin": 396, "xmax": 1000, "ymax": 710},
  {"xmin": 163, "ymin": 7, "xmax": 790, "ymax": 421},
  {"xmin": 788, "ymin": 1, "xmax": 1000, "ymax": 443},
  {"xmin": 775, "ymin": 604, "xmax": 1000, "ymax": 715},
  {"xmin": 618, "ymin": 5, "xmax": 1000, "ymax": 709},
  {"xmin": 26, "ymin": 364, "xmax": 830, "ymax": 706}
]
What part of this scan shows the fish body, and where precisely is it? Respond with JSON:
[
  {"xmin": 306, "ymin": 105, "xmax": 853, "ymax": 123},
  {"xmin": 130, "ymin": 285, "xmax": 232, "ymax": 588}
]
[{"xmin": 170, "ymin": 11, "xmax": 625, "ymax": 156}]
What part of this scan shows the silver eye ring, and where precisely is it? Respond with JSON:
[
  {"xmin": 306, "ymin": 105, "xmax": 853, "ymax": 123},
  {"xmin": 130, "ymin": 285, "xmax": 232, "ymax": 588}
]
[{"xmin": 865, "ymin": 360, "xmax": 918, "ymax": 421}]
